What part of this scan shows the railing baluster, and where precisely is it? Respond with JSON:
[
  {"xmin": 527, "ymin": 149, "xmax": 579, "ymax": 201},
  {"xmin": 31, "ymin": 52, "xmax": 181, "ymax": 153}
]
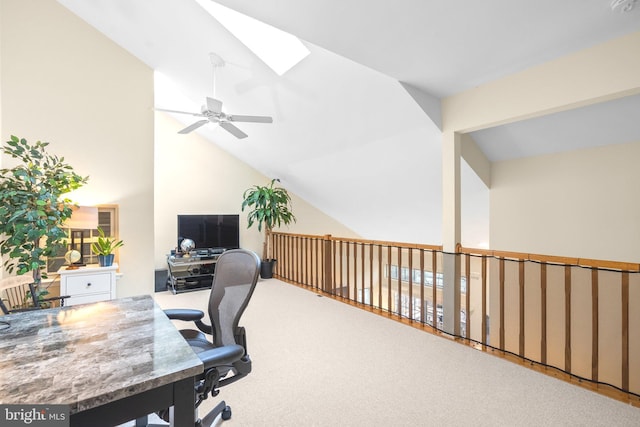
[
  {"xmin": 286, "ymin": 235, "xmax": 290, "ymax": 280},
  {"xmin": 316, "ymin": 237, "xmax": 320, "ymax": 289},
  {"xmin": 335, "ymin": 239, "xmax": 340, "ymax": 296},
  {"xmin": 353, "ymin": 243, "xmax": 358, "ymax": 301},
  {"xmin": 369, "ymin": 243, "xmax": 373, "ymax": 307},
  {"xmin": 321, "ymin": 236, "xmax": 329, "ymax": 292},
  {"xmin": 339, "ymin": 240, "xmax": 344, "ymax": 297},
  {"xmin": 519, "ymin": 260, "xmax": 525, "ymax": 357},
  {"xmin": 297, "ymin": 236, "xmax": 301, "ymax": 283},
  {"xmin": 378, "ymin": 245, "xmax": 382, "ymax": 309},
  {"xmin": 397, "ymin": 247, "xmax": 402, "ymax": 317},
  {"xmin": 360, "ymin": 243, "xmax": 367, "ymax": 304},
  {"xmin": 541, "ymin": 262, "xmax": 547, "ymax": 365},
  {"xmin": 408, "ymin": 248, "xmax": 413, "ymax": 321},
  {"xmin": 482, "ymin": 256, "xmax": 487, "ymax": 344},
  {"xmin": 591, "ymin": 267, "xmax": 599, "ymax": 383},
  {"xmin": 387, "ymin": 246, "xmax": 392, "ymax": 313},
  {"xmin": 432, "ymin": 251, "xmax": 437, "ymax": 328},
  {"xmin": 303, "ymin": 237, "xmax": 307, "ymax": 285},
  {"xmin": 465, "ymin": 254, "xmax": 470, "ymax": 339},
  {"xmin": 307, "ymin": 237, "xmax": 312, "ymax": 288},
  {"xmin": 421, "ymin": 249, "xmax": 425, "ymax": 325},
  {"xmin": 499, "ymin": 257, "xmax": 505, "ymax": 350},
  {"xmin": 346, "ymin": 241, "xmax": 351, "ymax": 300},
  {"xmin": 565, "ymin": 265, "xmax": 572, "ymax": 373},
  {"xmin": 622, "ymin": 271, "xmax": 629, "ymax": 391}
]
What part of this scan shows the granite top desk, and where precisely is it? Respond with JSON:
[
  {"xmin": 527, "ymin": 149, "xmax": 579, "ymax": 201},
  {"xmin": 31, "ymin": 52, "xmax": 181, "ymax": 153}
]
[{"xmin": 0, "ymin": 295, "xmax": 203, "ymax": 426}]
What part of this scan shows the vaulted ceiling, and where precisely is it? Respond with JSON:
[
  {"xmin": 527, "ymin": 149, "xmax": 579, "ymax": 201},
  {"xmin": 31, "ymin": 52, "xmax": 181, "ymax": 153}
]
[{"xmin": 57, "ymin": 0, "xmax": 640, "ymax": 246}]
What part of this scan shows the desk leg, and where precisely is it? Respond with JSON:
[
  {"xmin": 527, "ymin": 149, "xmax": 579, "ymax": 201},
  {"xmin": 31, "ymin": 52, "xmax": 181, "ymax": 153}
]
[{"xmin": 171, "ymin": 376, "xmax": 195, "ymax": 427}]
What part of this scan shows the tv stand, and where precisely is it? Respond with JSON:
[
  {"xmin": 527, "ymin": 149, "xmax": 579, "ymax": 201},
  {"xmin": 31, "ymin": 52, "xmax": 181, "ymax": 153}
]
[{"xmin": 166, "ymin": 251, "xmax": 222, "ymax": 294}]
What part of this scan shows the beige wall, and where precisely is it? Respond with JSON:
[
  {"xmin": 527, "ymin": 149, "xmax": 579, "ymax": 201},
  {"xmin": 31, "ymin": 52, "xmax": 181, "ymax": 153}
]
[
  {"xmin": 491, "ymin": 140, "xmax": 640, "ymax": 262},
  {"xmin": 443, "ymin": 31, "xmax": 640, "ymax": 263},
  {"xmin": 443, "ymin": 31, "xmax": 640, "ymax": 133},
  {"xmin": 154, "ymin": 112, "xmax": 358, "ymax": 270},
  {"xmin": 1, "ymin": 0, "xmax": 155, "ymax": 296}
]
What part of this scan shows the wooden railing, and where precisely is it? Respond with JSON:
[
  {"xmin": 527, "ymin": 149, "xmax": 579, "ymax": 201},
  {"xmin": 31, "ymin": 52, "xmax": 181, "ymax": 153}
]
[{"xmin": 268, "ymin": 231, "xmax": 640, "ymax": 399}]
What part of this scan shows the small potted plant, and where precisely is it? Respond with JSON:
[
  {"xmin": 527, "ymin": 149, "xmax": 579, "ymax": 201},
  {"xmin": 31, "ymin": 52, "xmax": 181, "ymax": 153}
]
[
  {"xmin": 91, "ymin": 227, "xmax": 124, "ymax": 267},
  {"xmin": 241, "ymin": 179, "xmax": 296, "ymax": 278}
]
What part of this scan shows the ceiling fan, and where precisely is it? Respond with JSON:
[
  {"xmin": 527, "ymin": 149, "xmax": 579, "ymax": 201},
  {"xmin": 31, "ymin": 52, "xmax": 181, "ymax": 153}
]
[{"xmin": 156, "ymin": 53, "xmax": 273, "ymax": 139}]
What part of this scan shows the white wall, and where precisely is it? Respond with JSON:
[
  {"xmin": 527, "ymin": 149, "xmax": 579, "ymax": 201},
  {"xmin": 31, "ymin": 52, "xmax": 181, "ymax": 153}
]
[
  {"xmin": 154, "ymin": 112, "xmax": 358, "ymax": 269},
  {"xmin": 491, "ymin": 140, "xmax": 640, "ymax": 262},
  {"xmin": 1, "ymin": 0, "xmax": 155, "ymax": 296}
]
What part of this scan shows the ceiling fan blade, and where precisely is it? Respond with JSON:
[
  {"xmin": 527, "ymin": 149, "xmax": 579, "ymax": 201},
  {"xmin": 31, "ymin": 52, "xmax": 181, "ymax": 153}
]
[
  {"xmin": 219, "ymin": 121, "xmax": 248, "ymax": 139},
  {"xmin": 178, "ymin": 120, "xmax": 209, "ymax": 134},
  {"xmin": 228, "ymin": 115, "xmax": 273, "ymax": 123},
  {"xmin": 206, "ymin": 97, "xmax": 223, "ymax": 114},
  {"xmin": 156, "ymin": 107, "xmax": 204, "ymax": 117}
]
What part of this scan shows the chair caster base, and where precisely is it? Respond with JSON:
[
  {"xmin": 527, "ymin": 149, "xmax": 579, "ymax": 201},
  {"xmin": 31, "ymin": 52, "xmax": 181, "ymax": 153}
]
[
  {"xmin": 221, "ymin": 405, "xmax": 232, "ymax": 420},
  {"xmin": 200, "ymin": 401, "xmax": 232, "ymax": 426}
]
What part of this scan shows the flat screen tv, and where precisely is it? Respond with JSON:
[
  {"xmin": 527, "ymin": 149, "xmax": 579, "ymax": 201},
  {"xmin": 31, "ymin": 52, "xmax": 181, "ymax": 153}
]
[{"xmin": 177, "ymin": 214, "xmax": 240, "ymax": 251}]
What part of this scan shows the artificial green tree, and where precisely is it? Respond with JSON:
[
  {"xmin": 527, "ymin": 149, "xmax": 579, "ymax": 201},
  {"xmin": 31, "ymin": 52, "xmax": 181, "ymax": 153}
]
[{"xmin": 0, "ymin": 135, "xmax": 88, "ymax": 284}]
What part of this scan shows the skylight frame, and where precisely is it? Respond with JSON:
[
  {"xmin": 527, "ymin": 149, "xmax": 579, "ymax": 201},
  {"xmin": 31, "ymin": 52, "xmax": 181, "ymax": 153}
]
[{"xmin": 195, "ymin": 0, "xmax": 310, "ymax": 76}]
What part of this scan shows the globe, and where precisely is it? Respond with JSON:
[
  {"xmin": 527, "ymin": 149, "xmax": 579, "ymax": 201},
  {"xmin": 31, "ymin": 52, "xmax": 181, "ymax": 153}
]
[
  {"xmin": 65, "ymin": 249, "xmax": 81, "ymax": 265},
  {"xmin": 180, "ymin": 238, "xmax": 195, "ymax": 253}
]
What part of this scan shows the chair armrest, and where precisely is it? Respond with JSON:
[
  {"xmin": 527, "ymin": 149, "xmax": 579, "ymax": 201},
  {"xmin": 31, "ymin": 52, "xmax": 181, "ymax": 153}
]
[
  {"xmin": 164, "ymin": 308, "xmax": 205, "ymax": 321},
  {"xmin": 198, "ymin": 344, "xmax": 245, "ymax": 368},
  {"xmin": 40, "ymin": 295, "xmax": 70, "ymax": 303},
  {"xmin": 164, "ymin": 308, "xmax": 213, "ymax": 335}
]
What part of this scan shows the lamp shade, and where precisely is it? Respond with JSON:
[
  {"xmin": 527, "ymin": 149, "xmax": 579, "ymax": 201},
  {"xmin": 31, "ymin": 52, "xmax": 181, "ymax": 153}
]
[{"xmin": 65, "ymin": 206, "xmax": 99, "ymax": 229}]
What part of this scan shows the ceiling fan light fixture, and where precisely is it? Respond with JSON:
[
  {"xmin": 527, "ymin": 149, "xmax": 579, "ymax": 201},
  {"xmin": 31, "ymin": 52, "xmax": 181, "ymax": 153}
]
[
  {"xmin": 611, "ymin": 0, "xmax": 637, "ymax": 13},
  {"xmin": 155, "ymin": 55, "xmax": 273, "ymax": 139}
]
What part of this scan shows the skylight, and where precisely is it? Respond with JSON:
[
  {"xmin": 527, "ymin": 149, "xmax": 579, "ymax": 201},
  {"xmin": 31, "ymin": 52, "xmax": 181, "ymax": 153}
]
[{"xmin": 195, "ymin": 0, "xmax": 310, "ymax": 76}]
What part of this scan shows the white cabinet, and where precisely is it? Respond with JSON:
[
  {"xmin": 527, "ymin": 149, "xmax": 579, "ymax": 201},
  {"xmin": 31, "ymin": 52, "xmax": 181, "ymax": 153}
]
[{"xmin": 58, "ymin": 264, "xmax": 118, "ymax": 306}]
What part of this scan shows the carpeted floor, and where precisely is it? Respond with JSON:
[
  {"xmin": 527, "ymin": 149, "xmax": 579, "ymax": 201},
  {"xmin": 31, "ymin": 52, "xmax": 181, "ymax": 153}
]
[{"xmin": 146, "ymin": 278, "xmax": 640, "ymax": 426}]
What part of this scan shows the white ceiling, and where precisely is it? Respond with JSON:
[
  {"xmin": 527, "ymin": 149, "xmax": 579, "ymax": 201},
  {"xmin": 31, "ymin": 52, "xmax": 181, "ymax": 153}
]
[
  {"xmin": 56, "ymin": 0, "xmax": 640, "ymax": 246},
  {"xmin": 472, "ymin": 93, "xmax": 640, "ymax": 162},
  {"xmin": 212, "ymin": 0, "xmax": 640, "ymax": 97}
]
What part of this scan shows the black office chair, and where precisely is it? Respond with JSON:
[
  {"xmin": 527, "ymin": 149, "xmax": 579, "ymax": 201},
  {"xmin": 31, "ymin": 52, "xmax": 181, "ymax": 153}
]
[{"xmin": 159, "ymin": 249, "xmax": 260, "ymax": 427}]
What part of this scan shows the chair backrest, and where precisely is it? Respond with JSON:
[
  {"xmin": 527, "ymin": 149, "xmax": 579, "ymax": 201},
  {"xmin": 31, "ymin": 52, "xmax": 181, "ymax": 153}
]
[
  {"xmin": 0, "ymin": 275, "xmax": 36, "ymax": 314},
  {"xmin": 208, "ymin": 249, "xmax": 260, "ymax": 347}
]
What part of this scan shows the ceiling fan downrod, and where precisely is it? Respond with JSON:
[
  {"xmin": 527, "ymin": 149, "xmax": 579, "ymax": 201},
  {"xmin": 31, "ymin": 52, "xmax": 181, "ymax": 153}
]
[{"xmin": 209, "ymin": 52, "xmax": 225, "ymax": 99}]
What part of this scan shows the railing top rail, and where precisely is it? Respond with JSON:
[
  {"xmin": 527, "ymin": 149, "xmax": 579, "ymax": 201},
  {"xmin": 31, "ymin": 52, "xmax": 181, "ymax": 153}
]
[
  {"xmin": 458, "ymin": 245, "xmax": 640, "ymax": 272},
  {"xmin": 267, "ymin": 230, "xmax": 325, "ymax": 240},
  {"xmin": 269, "ymin": 231, "xmax": 443, "ymax": 251},
  {"xmin": 269, "ymin": 232, "xmax": 639, "ymax": 271}
]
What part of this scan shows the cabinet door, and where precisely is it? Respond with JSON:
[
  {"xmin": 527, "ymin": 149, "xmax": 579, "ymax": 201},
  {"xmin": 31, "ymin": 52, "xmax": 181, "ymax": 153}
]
[{"xmin": 66, "ymin": 292, "xmax": 111, "ymax": 306}]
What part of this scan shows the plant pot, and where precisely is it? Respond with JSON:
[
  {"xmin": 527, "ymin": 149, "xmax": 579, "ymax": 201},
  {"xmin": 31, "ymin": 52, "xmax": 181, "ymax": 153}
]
[
  {"xmin": 260, "ymin": 259, "xmax": 277, "ymax": 279},
  {"xmin": 98, "ymin": 254, "xmax": 115, "ymax": 267}
]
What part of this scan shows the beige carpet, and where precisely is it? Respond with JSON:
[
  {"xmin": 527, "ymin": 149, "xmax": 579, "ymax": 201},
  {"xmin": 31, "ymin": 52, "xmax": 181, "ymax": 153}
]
[{"xmin": 149, "ymin": 278, "xmax": 640, "ymax": 426}]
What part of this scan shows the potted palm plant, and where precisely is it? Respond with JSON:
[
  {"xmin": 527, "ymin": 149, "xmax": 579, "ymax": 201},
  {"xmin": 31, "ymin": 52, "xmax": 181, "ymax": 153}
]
[
  {"xmin": 91, "ymin": 227, "xmax": 124, "ymax": 267},
  {"xmin": 241, "ymin": 179, "xmax": 296, "ymax": 278}
]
